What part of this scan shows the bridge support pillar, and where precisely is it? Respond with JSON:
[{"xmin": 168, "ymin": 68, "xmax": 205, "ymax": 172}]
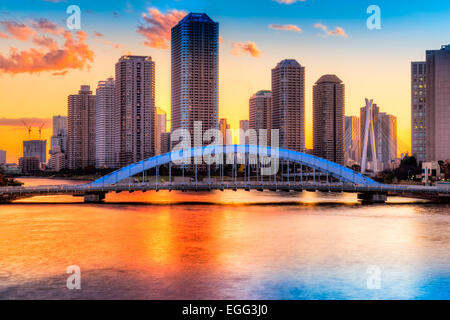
[
  {"xmin": 358, "ymin": 193, "xmax": 387, "ymax": 204},
  {"xmin": 84, "ymin": 192, "xmax": 106, "ymax": 203}
]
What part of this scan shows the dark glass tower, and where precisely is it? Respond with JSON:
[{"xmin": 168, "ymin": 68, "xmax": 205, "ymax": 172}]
[{"xmin": 171, "ymin": 13, "xmax": 219, "ymax": 147}]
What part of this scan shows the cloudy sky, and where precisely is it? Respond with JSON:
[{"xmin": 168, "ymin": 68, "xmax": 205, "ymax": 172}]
[{"xmin": 1, "ymin": 0, "xmax": 450, "ymax": 162}]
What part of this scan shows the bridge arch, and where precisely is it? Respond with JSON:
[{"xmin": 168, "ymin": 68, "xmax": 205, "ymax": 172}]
[{"xmin": 88, "ymin": 145, "xmax": 380, "ymax": 187}]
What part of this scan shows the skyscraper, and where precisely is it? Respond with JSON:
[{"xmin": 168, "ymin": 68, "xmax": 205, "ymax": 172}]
[
  {"xmin": 271, "ymin": 59, "xmax": 305, "ymax": 152},
  {"xmin": 411, "ymin": 61, "xmax": 427, "ymax": 162},
  {"xmin": 345, "ymin": 116, "xmax": 361, "ymax": 166},
  {"xmin": 171, "ymin": 13, "xmax": 219, "ymax": 148},
  {"xmin": 67, "ymin": 85, "xmax": 96, "ymax": 170},
  {"xmin": 426, "ymin": 44, "xmax": 450, "ymax": 161},
  {"xmin": 49, "ymin": 115, "xmax": 67, "ymax": 172},
  {"xmin": 313, "ymin": 75, "xmax": 345, "ymax": 165},
  {"xmin": 0, "ymin": 150, "xmax": 7, "ymax": 165},
  {"xmin": 377, "ymin": 113, "xmax": 397, "ymax": 166},
  {"xmin": 219, "ymin": 118, "xmax": 232, "ymax": 145},
  {"xmin": 249, "ymin": 90, "xmax": 271, "ymax": 145},
  {"xmin": 23, "ymin": 140, "xmax": 47, "ymax": 164},
  {"xmin": 114, "ymin": 56, "xmax": 156, "ymax": 167},
  {"xmin": 239, "ymin": 120, "xmax": 250, "ymax": 145},
  {"xmin": 96, "ymin": 77, "xmax": 116, "ymax": 168},
  {"xmin": 155, "ymin": 108, "xmax": 167, "ymax": 155}
]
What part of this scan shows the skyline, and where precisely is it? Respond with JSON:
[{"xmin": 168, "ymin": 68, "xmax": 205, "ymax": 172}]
[{"xmin": 1, "ymin": 1, "xmax": 450, "ymax": 162}]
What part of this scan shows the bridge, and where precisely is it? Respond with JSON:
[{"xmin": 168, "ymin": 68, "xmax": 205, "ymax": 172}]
[{"xmin": 1, "ymin": 145, "xmax": 450, "ymax": 204}]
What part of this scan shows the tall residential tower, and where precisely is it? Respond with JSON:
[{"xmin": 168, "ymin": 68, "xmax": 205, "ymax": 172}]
[
  {"xmin": 96, "ymin": 77, "xmax": 116, "ymax": 168},
  {"xmin": 425, "ymin": 45, "xmax": 450, "ymax": 161},
  {"xmin": 114, "ymin": 55, "xmax": 156, "ymax": 167},
  {"xmin": 171, "ymin": 13, "xmax": 219, "ymax": 148},
  {"xmin": 271, "ymin": 59, "xmax": 305, "ymax": 152},
  {"xmin": 313, "ymin": 75, "xmax": 345, "ymax": 165},
  {"xmin": 67, "ymin": 85, "xmax": 96, "ymax": 170}
]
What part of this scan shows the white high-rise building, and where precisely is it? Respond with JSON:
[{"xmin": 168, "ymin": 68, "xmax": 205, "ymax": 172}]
[{"xmin": 96, "ymin": 78, "xmax": 116, "ymax": 169}]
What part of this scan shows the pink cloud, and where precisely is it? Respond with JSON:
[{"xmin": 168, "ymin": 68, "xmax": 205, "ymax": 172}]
[
  {"xmin": 137, "ymin": 8, "xmax": 187, "ymax": 49},
  {"xmin": 269, "ymin": 24, "xmax": 302, "ymax": 33},
  {"xmin": 274, "ymin": 0, "xmax": 306, "ymax": 4},
  {"xmin": 231, "ymin": 41, "xmax": 263, "ymax": 58},
  {"xmin": 314, "ymin": 23, "xmax": 348, "ymax": 38},
  {"xmin": 0, "ymin": 20, "xmax": 36, "ymax": 41},
  {"xmin": 31, "ymin": 18, "xmax": 64, "ymax": 35}
]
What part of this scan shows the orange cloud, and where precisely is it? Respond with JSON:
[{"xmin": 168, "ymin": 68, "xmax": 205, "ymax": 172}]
[
  {"xmin": 269, "ymin": 24, "xmax": 302, "ymax": 33},
  {"xmin": 231, "ymin": 41, "xmax": 263, "ymax": 58},
  {"xmin": 0, "ymin": 17, "xmax": 95, "ymax": 75},
  {"xmin": 0, "ymin": 30, "xmax": 94, "ymax": 74},
  {"xmin": 314, "ymin": 23, "xmax": 348, "ymax": 38},
  {"xmin": 137, "ymin": 8, "xmax": 187, "ymax": 49}
]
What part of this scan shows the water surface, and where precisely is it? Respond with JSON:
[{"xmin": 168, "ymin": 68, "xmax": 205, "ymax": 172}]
[{"xmin": 0, "ymin": 178, "xmax": 449, "ymax": 299}]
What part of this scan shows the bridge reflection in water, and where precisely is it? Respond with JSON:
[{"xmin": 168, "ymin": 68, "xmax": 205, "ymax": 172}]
[{"xmin": 1, "ymin": 146, "xmax": 450, "ymax": 204}]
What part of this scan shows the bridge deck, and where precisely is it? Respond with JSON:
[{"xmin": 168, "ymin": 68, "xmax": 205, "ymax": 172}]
[{"xmin": 1, "ymin": 182, "xmax": 450, "ymax": 202}]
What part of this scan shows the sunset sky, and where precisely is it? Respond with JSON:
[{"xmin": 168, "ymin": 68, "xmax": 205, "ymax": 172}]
[{"xmin": 1, "ymin": 0, "xmax": 450, "ymax": 163}]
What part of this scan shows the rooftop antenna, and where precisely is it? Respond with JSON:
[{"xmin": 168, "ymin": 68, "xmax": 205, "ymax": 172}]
[{"xmin": 21, "ymin": 120, "xmax": 32, "ymax": 139}]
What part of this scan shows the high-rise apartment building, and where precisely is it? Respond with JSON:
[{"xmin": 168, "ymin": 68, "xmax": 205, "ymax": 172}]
[
  {"xmin": 377, "ymin": 113, "xmax": 397, "ymax": 165},
  {"xmin": 411, "ymin": 61, "xmax": 427, "ymax": 163},
  {"xmin": 219, "ymin": 118, "xmax": 231, "ymax": 145},
  {"xmin": 249, "ymin": 90, "xmax": 271, "ymax": 145},
  {"xmin": 155, "ymin": 108, "xmax": 167, "ymax": 155},
  {"xmin": 160, "ymin": 132, "xmax": 171, "ymax": 155},
  {"xmin": 239, "ymin": 120, "xmax": 250, "ymax": 145},
  {"xmin": 67, "ymin": 85, "xmax": 96, "ymax": 170},
  {"xmin": 345, "ymin": 116, "xmax": 361, "ymax": 166},
  {"xmin": 49, "ymin": 115, "xmax": 68, "ymax": 171},
  {"xmin": 0, "ymin": 150, "xmax": 6, "ymax": 165},
  {"xmin": 114, "ymin": 56, "xmax": 156, "ymax": 167},
  {"xmin": 271, "ymin": 59, "xmax": 305, "ymax": 152},
  {"xmin": 96, "ymin": 77, "xmax": 116, "ymax": 169},
  {"xmin": 171, "ymin": 13, "xmax": 219, "ymax": 148},
  {"xmin": 23, "ymin": 140, "xmax": 47, "ymax": 164},
  {"xmin": 425, "ymin": 45, "xmax": 450, "ymax": 161},
  {"xmin": 313, "ymin": 75, "xmax": 345, "ymax": 165}
]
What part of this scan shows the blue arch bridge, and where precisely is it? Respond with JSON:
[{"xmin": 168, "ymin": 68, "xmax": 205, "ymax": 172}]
[{"xmin": 1, "ymin": 145, "xmax": 450, "ymax": 204}]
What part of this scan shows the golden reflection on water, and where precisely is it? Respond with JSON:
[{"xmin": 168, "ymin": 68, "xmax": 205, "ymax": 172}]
[{"xmin": 1, "ymin": 178, "xmax": 449, "ymax": 299}]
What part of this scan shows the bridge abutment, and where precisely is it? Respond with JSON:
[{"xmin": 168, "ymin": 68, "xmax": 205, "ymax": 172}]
[
  {"xmin": 84, "ymin": 192, "xmax": 106, "ymax": 203},
  {"xmin": 358, "ymin": 193, "xmax": 387, "ymax": 204}
]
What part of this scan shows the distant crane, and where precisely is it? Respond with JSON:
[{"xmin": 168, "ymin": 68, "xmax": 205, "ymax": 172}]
[
  {"xmin": 21, "ymin": 120, "xmax": 32, "ymax": 139},
  {"xmin": 38, "ymin": 123, "xmax": 45, "ymax": 139}
]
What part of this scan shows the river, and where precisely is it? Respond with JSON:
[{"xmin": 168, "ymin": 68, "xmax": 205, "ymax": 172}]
[{"xmin": 0, "ymin": 178, "xmax": 449, "ymax": 299}]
